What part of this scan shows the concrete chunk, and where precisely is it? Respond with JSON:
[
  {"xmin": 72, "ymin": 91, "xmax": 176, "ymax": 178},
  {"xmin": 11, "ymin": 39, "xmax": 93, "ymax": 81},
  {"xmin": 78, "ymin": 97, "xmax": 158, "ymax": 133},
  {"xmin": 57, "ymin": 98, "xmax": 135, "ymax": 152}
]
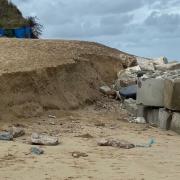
[
  {"xmin": 136, "ymin": 78, "xmax": 165, "ymax": 107},
  {"xmin": 164, "ymin": 79, "xmax": 180, "ymax": 111}
]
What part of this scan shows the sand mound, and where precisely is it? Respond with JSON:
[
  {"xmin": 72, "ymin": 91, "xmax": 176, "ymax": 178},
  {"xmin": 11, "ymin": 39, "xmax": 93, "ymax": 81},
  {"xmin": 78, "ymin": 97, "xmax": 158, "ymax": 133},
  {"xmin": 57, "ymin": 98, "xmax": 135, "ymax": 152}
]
[{"xmin": 0, "ymin": 38, "xmax": 136, "ymax": 119}]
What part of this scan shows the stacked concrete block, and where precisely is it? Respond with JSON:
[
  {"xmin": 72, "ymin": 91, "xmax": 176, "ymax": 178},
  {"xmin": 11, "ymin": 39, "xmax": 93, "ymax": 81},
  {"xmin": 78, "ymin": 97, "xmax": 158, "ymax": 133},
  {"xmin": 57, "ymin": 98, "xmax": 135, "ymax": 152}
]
[
  {"xmin": 146, "ymin": 108, "xmax": 160, "ymax": 126},
  {"xmin": 136, "ymin": 78, "xmax": 165, "ymax": 107},
  {"xmin": 158, "ymin": 108, "xmax": 172, "ymax": 130},
  {"xmin": 171, "ymin": 113, "xmax": 180, "ymax": 134},
  {"xmin": 164, "ymin": 79, "xmax": 180, "ymax": 111}
]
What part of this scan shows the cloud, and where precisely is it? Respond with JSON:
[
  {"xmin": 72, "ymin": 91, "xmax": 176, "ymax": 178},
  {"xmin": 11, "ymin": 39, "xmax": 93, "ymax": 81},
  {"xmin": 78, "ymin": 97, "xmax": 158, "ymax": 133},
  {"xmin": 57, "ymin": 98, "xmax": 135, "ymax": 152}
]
[{"xmin": 11, "ymin": 0, "xmax": 180, "ymax": 60}]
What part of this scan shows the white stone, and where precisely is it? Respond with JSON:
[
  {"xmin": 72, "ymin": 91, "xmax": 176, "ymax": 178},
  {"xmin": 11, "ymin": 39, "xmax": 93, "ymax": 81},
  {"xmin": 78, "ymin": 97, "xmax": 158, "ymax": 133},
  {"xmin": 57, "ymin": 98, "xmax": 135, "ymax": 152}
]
[
  {"xmin": 136, "ymin": 57, "xmax": 155, "ymax": 71},
  {"xmin": 31, "ymin": 133, "xmax": 59, "ymax": 146},
  {"xmin": 153, "ymin": 57, "xmax": 168, "ymax": 65},
  {"xmin": 136, "ymin": 78, "xmax": 165, "ymax": 107}
]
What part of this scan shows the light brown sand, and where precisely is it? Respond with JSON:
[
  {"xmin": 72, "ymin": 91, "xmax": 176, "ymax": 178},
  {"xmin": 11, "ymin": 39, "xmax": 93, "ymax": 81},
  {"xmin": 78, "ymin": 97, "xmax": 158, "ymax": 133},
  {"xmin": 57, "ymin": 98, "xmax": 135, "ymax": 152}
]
[{"xmin": 0, "ymin": 99, "xmax": 179, "ymax": 180}]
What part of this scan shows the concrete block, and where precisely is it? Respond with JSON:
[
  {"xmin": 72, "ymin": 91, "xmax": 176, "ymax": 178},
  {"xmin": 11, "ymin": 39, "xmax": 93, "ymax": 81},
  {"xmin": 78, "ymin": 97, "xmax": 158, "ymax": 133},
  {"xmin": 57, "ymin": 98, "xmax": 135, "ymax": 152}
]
[
  {"xmin": 159, "ymin": 108, "xmax": 172, "ymax": 130},
  {"xmin": 146, "ymin": 108, "xmax": 160, "ymax": 126},
  {"xmin": 123, "ymin": 98, "xmax": 137, "ymax": 116},
  {"xmin": 137, "ymin": 105, "xmax": 147, "ymax": 117},
  {"xmin": 171, "ymin": 113, "xmax": 180, "ymax": 134},
  {"xmin": 164, "ymin": 79, "xmax": 180, "ymax": 111},
  {"xmin": 136, "ymin": 78, "xmax": 165, "ymax": 107}
]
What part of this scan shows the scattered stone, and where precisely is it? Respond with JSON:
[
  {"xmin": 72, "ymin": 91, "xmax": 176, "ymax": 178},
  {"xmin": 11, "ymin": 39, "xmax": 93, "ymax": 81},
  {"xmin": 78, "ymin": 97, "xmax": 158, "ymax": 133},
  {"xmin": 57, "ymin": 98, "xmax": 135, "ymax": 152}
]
[
  {"xmin": 153, "ymin": 57, "xmax": 168, "ymax": 65},
  {"xmin": 99, "ymin": 86, "xmax": 116, "ymax": 96},
  {"xmin": 48, "ymin": 115, "xmax": 56, "ymax": 119},
  {"xmin": 0, "ymin": 132, "xmax": 13, "ymax": 141},
  {"xmin": 9, "ymin": 126, "xmax": 25, "ymax": 138},
  {"xmin": 31, "ymin": 133, "xmax": 59, "ymax": 146},
  {"xmin": 31, "ymin": 147, "xmax": 44, "ymax": 155},
  {"xmin": 97, "ymin": 138, "xmax": 135, "ymax": 149},
  {"xmin": 155, "ymin": 63, "xmax": 180, "ymax": 71},
  {"xmin": 75, "ymin": 133, "xmax": 93, "ymax": 138},
  {"xmin": 49, "ymin": 121, "xmax": 56, "ymax": 125},
  {"xmin": 136, "ymin": 57, "xmax": 155, "ymax": 71},
  {"xmin": 95, "ymin": 122, "xmax": 105, "ymax": 127},
  {"xmin": 130, "ymin": 117, "xmax": 146, "ymax": 124},
  {"xmin": 72, "ymin": 151, "xmax": 88, "ymax": 158}
]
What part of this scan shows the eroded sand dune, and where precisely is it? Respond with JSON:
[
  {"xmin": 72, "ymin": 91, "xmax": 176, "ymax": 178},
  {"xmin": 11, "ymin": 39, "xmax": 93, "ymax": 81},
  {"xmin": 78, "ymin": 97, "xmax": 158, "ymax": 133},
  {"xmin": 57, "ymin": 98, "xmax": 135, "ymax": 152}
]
[{"xmin": 0, "ymin": 38, "xmax": 136, "ymax": 119}]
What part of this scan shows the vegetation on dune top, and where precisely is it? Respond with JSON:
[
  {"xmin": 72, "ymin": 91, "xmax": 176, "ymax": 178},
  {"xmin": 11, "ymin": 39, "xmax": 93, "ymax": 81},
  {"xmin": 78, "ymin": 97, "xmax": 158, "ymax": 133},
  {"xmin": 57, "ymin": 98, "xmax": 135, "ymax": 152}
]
[{"xmin": 0, "ymin": 0, "xmax": 43, "ymax": 37}]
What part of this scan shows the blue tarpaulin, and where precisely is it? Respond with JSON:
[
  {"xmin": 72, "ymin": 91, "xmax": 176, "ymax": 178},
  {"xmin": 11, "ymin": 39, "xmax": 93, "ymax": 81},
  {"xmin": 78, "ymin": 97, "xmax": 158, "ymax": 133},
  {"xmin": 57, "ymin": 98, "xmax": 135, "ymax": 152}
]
[
  {"xmin": 0, "ymin": 28, "xmax": 5, "ymax": 37},
  {"xmin": 14, "ymin": 27, "xmax": 26, "ymax": 38},
  {"xmin": 1, "ymin": 26, "xmax": 32, "ymax": 38}
]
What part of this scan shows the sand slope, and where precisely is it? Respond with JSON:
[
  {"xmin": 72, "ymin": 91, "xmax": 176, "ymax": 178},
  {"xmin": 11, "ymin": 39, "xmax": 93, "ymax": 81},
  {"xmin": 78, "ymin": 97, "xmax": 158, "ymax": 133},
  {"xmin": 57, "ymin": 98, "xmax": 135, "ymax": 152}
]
[{"xmin": 0, "ymin": 38, "xmax": 136, "ymax": 119}]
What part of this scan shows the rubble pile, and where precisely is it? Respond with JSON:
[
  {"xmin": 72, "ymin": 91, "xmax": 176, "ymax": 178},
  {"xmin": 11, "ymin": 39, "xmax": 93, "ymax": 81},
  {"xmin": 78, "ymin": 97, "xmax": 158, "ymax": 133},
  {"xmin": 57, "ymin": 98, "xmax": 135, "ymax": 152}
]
[{"xmin": 100, "ymin": 56, "xmax": 180, "ymax": 134}]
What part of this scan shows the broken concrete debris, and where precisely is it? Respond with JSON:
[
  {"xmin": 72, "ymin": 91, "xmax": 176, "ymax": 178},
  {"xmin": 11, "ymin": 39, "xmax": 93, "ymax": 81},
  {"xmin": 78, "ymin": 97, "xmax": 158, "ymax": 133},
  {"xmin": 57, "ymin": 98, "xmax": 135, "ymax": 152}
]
[
  {"xmin": 0, "ymin": 132, "xmax": 13, "ymax": 141},
  {"xmin": 9, "ymin": 126, "xmax": 25, "ymax": 138},
  {"xmin": 31, "ymin": 133, "xmax": 59, "ymax": 146},
  {"xmin": 31, "ymin": 147, "xmax": 44, "ymax": 155},
  {"xmin": 97, "ymin": 138, "xmax": 135, "ymax": 149},
  {"xmin": 123, "ymin": 98, "xmax": 138, "ymax": 116},
  {"xmin": 72, "ymin": 151, "xmax": 88, "ymax": 158}
]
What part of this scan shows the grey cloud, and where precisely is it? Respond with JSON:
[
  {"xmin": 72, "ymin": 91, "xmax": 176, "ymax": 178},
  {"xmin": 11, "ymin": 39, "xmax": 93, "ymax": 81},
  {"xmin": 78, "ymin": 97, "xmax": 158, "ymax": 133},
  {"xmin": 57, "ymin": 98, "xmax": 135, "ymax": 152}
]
[{"xmin": 11, "ymin": 0, "xmax": 180, "ymax": 60}]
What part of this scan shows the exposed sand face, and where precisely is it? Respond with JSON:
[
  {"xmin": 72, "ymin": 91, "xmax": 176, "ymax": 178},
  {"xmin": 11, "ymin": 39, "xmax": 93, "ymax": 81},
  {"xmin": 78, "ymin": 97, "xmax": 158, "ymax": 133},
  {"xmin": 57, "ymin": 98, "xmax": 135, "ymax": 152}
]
[
  {"xmin": 0, "ymin": 38, "xmax": 136, "ymax": 119},
  {"xmin": 0, "ymin": 98, "xmax": 179, "ymax": 180}
]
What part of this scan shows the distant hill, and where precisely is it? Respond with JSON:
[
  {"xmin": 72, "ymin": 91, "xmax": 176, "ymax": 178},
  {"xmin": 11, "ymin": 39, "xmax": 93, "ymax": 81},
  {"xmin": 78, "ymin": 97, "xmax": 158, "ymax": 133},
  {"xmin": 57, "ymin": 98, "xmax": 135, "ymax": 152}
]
[
  {"xmin": 0, "ymin": 0, "xmax": 28, "ymax": 28},
  {"xmin": 0, "ymin": 0, "xmax": 42, "ymax": 37}
]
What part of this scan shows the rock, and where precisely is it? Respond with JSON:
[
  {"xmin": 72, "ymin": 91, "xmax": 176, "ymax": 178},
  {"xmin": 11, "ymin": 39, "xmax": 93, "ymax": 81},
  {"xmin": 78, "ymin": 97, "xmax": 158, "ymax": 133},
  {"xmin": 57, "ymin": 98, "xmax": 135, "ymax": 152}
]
[
  {"xmin": 97, "ymin": 138, "xmax": 135, "ymax": 149},
  {"xmin": 153, "ymin": 57, "xmax": 168, "ymax": 65},
  {"xmin": 116, "ymin": 67, "xmax": 140, "ymax": 88},
  {"xmin": 132, "ymin": 117, "xmax": 146, "ymax": 124},
  {"xmin": 95, "ymin": 122, "xmax": 105, "ymax": 127},
  {"xmin": 123, "ymin": 98, "xmax": 137, "ymax": 116},
  {"xmin": 171, "ymin": 113, "xmax": 180, "ymax": 134},
  {"xmin": 99, "ymin": 86, "xmax": 115, "ymax": 96},
  {"xmin": 0, "ymin": 132, "xmax": 13, "ymax": 141},
  {"xmin": 155, "ymin": 63, "xmax": 180, "ymax": 71},
  {"xmin": 136, "ymin": 57, "xmax": 155, "ymax": 71},
  {"xmin": 9, "ymin": 126, "xmax": 25, "ymax": 138},
  {"xmin": 159, "ymin": 108, "xmax": 172, "ymax": 130},
  {"xmin": 75, "ymin": 133, "xmax": 94, "ymax": 138},
  {"xmin": 164, "ymin": 79, "xmax": 180, "ymax": 111},
  {"xmin": 136, "ymin": 78, "xmax": 165, "ymax": 107},
  {"xmin": 48, "ymin": 115, "xmax": 56, "ymax": 119},
  {"xmin": 31, "ymin": 147, "xmax": 44, "ymax": 155},
  {"xmin": 72, "ymin": 151, "xmax": 88, "ymax": 158},
  {"xmin": 31, "ymin": 133, "xmax": 59, "ymax": 146},
  {"xmin": 119, "ymin": 85, "xmax": 137, "ymax": 99}
]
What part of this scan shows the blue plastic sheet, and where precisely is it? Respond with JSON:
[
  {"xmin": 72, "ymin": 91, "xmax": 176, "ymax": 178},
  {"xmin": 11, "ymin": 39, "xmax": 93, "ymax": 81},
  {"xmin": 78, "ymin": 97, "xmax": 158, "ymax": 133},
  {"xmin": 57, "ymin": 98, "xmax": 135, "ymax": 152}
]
[
  {"xmin": 14, "ymin": 27, "xmax": 26, "ymax": 38},
  {"xmin": 0, "ymin": 28, "xmax": 4, "ymax": 37}
]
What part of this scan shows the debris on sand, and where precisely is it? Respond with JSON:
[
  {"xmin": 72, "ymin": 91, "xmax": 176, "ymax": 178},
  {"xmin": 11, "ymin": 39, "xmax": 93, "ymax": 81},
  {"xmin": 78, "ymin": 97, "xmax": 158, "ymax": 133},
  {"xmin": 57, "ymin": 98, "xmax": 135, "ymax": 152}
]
[
  {"xmin": 97, "ymin": 138, "xmax": 135, "ymax": 149},
  {"xmin": 31, "ymin": 147, "xmax": 44, "ymax": 155},
  {"xmin": 31, "ymin": 133, "xmax": 59, "ymax": 146},
  {"xmin": 0, "ymin": 131, "xmax": 13, "ymax": 141},
  {"xmin": 48, "ymin": 115, "xmax": 56, "ymax": 119},
  {"xmin": 72, "ymin": 151, "xmax": 88, "ymax": 158},
  {"xmin": 75, "ymin": 133, "xmax": 94, "ymax": 139},
  {"xmin": 9, "ymin": 126, "xmax": 25, "ymax": 138}
]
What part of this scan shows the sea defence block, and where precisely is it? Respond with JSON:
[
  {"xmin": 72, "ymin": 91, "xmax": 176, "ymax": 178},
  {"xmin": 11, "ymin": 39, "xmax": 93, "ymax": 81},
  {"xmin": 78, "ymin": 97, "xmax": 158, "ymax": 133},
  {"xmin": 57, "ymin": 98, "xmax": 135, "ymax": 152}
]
[
  {"xmin": 171, "ymin": 113, "xmax": 180, "ymax": 134},
  {"xmin": 159, "ymin": 108, "xmax": 172, "ymax": 130},
  {"xmin": 146, "ymin": 108, "xmax": 160, "ymax": 126},
  {"xmin": 136, "ymin": 78, "xmax": 165, "ymax": 107},
  {"xmin": 164, "ymin": 79, "xmax": 180, "ymax": 111}
]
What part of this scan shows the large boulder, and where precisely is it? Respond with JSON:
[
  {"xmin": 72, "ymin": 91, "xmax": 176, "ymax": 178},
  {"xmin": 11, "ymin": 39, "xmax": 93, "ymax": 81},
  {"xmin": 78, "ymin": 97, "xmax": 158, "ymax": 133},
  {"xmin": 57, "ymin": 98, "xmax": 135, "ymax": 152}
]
[{"xmin": 164, "ymin": 79, "xmax": 180, "ymax": 111}]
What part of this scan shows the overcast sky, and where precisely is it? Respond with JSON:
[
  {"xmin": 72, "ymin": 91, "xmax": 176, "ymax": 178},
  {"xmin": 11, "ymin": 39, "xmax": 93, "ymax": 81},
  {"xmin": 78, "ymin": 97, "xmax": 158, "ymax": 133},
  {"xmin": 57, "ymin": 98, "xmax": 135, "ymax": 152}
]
[{"xmin": 12, "ymin": 0, "xmax": 180, "ymax": 60}]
